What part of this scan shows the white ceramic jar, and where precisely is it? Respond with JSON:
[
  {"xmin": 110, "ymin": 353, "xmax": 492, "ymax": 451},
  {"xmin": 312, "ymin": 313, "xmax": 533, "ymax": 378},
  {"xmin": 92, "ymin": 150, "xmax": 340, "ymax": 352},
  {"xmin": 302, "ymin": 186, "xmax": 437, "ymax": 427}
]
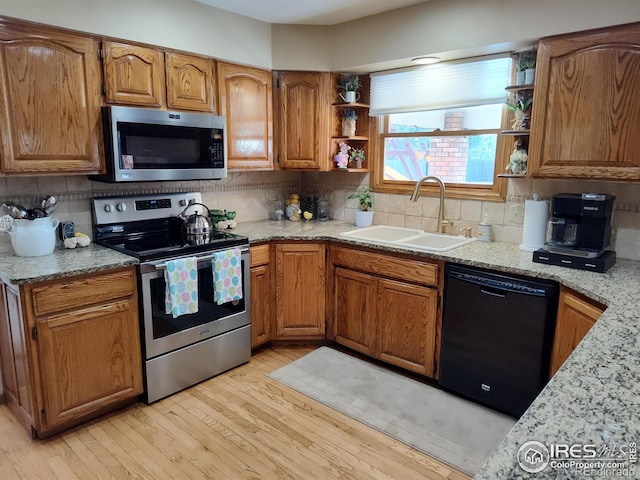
[{"xmin": 8, "ymin": 217, "xmax": 59, "ymax": 257}]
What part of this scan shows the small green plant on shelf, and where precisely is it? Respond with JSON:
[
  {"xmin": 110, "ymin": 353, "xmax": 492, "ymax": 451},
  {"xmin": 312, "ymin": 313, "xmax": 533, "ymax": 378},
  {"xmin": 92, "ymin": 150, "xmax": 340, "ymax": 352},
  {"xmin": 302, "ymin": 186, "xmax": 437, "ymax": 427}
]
[
  {"xmin": 348, "ymin": 148, "xmax": 366, "ymax": 168},
  {"xmin": 348, "ymin": 186, "xmax": 374, "ymax": 211},
  {"xmin": 338, "ymin": 74, "xmax": 361, "ymax": 92},
  {"xmin": 506, "ymin": 96, "xmax": 533, "ymax": 130},
  {"xmin": 342, "ymin": 108, "xmax": 358, "ymax": 121}
]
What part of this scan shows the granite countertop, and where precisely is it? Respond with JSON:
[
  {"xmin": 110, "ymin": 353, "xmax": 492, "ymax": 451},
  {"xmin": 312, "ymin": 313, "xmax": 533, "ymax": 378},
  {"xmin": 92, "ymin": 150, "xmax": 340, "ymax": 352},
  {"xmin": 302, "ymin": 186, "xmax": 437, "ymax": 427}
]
[
  {"xmin": 1, "ymin": 219, "xmax": 638, "ymax": 478},
  {"xmin": 235, "ymin": 220, "xmax": 640, "ymax": 479},
  {"xmin": 0, "ymin": 244, "xmax": 138, "ymax": 285}
]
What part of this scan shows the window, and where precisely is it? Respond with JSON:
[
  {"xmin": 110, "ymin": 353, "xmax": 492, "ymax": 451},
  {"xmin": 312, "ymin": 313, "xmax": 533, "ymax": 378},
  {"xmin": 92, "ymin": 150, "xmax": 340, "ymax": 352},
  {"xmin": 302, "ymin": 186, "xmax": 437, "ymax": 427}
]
[{"xmin": 370, "ymin": 55, "xmax": 512, "ymax": 201}]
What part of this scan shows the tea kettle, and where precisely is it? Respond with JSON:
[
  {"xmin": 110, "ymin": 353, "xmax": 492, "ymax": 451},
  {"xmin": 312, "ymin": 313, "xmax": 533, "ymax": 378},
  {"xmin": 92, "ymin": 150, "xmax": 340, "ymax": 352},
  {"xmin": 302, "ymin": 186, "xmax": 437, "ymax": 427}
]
[{"xmin": 177, "ymin": 203, "xmax": 213, "ymax": 244}]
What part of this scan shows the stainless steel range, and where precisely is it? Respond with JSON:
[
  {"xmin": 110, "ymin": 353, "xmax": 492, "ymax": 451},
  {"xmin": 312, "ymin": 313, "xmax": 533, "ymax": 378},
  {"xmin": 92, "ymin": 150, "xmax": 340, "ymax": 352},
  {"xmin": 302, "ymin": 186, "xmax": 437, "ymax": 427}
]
[{"xmin": 92, "ymin": 192, "xmax": 250, "ymax": 403}]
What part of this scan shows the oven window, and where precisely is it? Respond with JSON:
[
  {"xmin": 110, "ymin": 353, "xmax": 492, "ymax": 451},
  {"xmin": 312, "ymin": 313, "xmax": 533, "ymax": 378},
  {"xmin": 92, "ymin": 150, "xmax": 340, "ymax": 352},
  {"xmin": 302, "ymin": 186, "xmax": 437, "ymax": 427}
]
[
  {"xmin": 118, "ymin": 122, "xmax": 223, "ymax": 169},
  {"xmin": 149, "ymin": 261, "xmax": 246, "ymax": 339}
]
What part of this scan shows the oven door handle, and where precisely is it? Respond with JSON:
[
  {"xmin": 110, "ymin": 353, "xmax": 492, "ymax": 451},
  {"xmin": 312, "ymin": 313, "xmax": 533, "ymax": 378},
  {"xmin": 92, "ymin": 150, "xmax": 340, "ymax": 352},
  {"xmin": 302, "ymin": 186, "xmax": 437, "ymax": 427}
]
[{"xmin": 152, "ymin": 247, "xmax": 249, "ymax": 271}]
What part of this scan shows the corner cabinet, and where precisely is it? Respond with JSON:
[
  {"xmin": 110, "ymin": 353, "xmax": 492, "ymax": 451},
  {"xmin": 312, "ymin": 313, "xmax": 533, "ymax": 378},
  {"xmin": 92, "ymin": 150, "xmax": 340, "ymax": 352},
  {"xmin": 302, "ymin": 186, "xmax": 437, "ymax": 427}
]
[
  {"xmin": 0, "ymin": 21, "xmax": 103, "ymax": 175},
  {"xmin": 103, "ymin": 41, "xmax": 216, "ymax": 113},
  {"xmin": 549, "ymin": 287, "xmax": 606, "ymax": 377},
  {"xmin": 329, "ymin": 245, "xmax": 441, "ymax": 377},
  {"xmin": 273, "ymin": 71, "xmax": 331, "ymax": 170},
  {"xmin": 274, "ymin": 242, "xmax": 326, "ymax": 338},
  {"xmin": 0, "ymin": 266, "xmax": 143, "ymax": 438},
  {"xmin": 218, "ymin": 62, "xmax": 273, "ymax": 170},
  {"xmin": 529, "ymin": 22, "xmax": 640, "ymax": 181}
]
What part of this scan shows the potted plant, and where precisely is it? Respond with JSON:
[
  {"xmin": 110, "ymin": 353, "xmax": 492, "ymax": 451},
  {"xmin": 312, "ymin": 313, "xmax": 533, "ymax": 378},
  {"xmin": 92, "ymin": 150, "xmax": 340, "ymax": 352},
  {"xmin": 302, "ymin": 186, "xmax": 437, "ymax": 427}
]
[
  {"xmin": 338, "ymin": 74, "xmax": 361, "ymax": 103},
  {"xmin": 348, "ymin": 147, "xmax": 365, "ymax": 169},
  {"xmin": 516, "ymin": 54, "xmax": 536, "ymax": 85},
  {"xmin": 342, "ymin": 108, "xmax": 357, "ymax": 136},
  {"xmin": 506, "ymin": 95, "xmax": 533, "ymax": 130},
  {"xmin": 348, "ymin": 186, "xmax": 374, "ymax": 227}
]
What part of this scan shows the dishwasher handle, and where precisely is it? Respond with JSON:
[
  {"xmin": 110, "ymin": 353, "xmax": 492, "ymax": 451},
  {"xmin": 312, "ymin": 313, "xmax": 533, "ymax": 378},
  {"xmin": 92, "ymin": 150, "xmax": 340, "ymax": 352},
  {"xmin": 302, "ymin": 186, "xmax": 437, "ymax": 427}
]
[
  {"xmin": 480, "ymin": 288, "xmax": 507, "ymax": 298},
  {"xmin": 448, "ymin": 270, "xmax": 549, "ymax": 297}
]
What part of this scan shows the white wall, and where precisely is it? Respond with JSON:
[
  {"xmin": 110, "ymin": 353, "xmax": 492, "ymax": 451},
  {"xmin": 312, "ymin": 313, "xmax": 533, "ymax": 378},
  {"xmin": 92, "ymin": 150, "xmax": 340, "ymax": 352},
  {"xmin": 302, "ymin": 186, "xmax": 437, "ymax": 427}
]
[
  {"xmin": 273, "ymin": 0, "xmax": 640, "ymax": 72},
  {"xmin": 0, "ymin": 0, "xmax": 272, "ymax": 68}
]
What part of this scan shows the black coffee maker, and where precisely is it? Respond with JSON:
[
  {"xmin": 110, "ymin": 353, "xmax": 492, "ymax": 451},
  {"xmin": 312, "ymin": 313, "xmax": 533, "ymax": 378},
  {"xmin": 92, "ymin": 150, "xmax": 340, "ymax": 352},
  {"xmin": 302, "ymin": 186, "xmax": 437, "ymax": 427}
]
[{"xmin": 533, "ymin": 193, "xmax": 616, "ymax": 272}]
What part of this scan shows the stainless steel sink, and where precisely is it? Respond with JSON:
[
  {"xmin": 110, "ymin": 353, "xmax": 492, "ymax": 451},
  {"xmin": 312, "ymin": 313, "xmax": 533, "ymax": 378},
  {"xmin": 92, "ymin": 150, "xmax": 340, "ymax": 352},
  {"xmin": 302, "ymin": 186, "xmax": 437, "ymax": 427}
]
[{"xmin": 341, "ymin": 225, "xmax": 476, "ymax": 252}]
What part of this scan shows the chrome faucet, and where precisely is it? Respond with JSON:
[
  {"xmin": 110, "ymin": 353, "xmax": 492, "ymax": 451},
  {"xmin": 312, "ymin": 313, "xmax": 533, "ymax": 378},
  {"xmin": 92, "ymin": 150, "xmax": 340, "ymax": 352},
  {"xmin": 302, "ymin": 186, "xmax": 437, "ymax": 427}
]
[{"xmin": 409, "ymin": 175, "xmax": 451, "ymax": 234}]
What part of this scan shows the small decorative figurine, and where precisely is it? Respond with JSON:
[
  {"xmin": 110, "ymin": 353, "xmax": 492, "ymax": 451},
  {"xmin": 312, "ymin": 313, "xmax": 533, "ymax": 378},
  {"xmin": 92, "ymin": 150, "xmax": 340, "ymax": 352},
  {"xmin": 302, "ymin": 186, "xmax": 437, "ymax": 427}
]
[{"xmin": 506, "ymin": 139, "xmax": 528, "ymax": 174}]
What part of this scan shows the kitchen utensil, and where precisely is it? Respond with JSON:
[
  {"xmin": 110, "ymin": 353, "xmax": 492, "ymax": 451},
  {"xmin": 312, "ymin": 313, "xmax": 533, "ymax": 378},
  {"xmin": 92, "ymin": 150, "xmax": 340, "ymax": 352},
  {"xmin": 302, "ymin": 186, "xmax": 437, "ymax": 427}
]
[
  {"xmin": 40, "ymin": 195, "xmax": 57, "ymax": 214},
  {"xmin": 7, "ymin": 216, "xmax": 59, "ymax": 257},
  {"xmin": 2, "ymin": 203, "xmax": 28, "ymax": 219}
]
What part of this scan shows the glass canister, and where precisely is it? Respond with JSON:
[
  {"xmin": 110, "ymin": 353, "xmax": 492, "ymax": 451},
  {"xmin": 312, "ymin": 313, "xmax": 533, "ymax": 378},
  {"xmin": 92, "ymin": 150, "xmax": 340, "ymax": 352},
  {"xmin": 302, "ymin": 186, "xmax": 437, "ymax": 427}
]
[
  {"xmin": 271, "ymin": 198, "xmax": 285, "ymax": 221},
  {"xmin": 317, "ymin": 199, "xmax": 330, "ymax": 221}
]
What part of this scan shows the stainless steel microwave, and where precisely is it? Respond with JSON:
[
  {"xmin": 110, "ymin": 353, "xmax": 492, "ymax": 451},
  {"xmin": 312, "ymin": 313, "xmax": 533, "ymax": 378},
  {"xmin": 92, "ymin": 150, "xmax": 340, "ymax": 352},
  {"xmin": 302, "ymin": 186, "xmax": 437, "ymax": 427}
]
[{"xmin": 90, "ymin": 106, "xmax": 226, "ymax": 183}]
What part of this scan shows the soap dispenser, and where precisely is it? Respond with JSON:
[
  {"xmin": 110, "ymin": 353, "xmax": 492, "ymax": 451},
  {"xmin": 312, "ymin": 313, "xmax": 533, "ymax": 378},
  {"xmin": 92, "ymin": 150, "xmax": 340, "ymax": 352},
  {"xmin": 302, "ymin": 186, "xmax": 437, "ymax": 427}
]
[{"xmin": 478, "ymin": 214, "xmax": 492, "ymax": 242}]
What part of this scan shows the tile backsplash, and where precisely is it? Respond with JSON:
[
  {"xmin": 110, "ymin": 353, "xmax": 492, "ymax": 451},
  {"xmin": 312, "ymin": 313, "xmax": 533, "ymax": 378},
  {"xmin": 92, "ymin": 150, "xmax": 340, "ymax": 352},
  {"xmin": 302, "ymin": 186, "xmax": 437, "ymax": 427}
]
[{"xmin": 1, "ymin": 172, "xmax": 638, "ymax": 261}]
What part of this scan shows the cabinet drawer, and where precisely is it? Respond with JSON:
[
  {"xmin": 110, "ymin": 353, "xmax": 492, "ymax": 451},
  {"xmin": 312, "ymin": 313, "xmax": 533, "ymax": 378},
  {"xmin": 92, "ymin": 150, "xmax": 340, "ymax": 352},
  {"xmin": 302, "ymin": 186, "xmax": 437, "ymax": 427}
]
[
  {"xmin": 29, "ymin": 267, "xmax": 136, "ymax": 317},
  {"xmin": 250, "ymin": 244, "xmax": 270, "ymax": 267},
  {"xmin": 330, "ymin": 246, "xmax": 439, "ymax": 287}
]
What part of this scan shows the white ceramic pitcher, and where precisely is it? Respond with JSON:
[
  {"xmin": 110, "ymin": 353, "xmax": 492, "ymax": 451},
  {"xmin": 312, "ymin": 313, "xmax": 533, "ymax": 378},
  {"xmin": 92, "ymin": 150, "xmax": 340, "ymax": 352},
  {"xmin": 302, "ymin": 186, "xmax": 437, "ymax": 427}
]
[{"xmin": 7, "ymin": 217, "xmax": 59, "ymax": 257}]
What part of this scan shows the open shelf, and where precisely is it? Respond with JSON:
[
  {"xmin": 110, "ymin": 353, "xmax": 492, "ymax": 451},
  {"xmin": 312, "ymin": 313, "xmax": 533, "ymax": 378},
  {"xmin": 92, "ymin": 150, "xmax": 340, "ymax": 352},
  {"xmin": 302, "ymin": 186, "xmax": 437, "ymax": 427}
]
[
  {"xmin": 332, "ymin": 102, "xmax": 370, "ymax": 108},
  {"xmin": 505, "ymin": 84, "xmax": 535, "ymax": 92},
  {"xmin": 331, "ymin": 167, "xmax": 368, "ymax": 173},
  {"xmin": 497, "ymin": 173, "xmax": 527, "ymax": 178},
  {"xmin": 332, "ymin": 135, "xmax": 369, "ymax": 141},
  {"xmin": 501, "ymin": 130, "xmax": 530, "ymax": 136}
]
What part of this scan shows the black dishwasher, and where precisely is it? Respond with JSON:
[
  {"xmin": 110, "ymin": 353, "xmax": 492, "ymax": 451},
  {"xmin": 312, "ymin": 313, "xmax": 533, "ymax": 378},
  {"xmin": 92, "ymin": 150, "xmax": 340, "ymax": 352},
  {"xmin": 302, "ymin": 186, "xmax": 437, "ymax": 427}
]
[{"xmin": 439, "ymin": 263, "xmax": 558, "ymax": 418}]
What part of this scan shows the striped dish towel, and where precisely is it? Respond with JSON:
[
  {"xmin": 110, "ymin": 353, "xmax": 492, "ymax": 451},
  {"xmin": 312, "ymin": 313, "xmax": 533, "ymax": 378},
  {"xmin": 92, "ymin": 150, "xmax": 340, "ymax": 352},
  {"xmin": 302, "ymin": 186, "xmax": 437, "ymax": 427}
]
[
  {"xmin": 164, "ymin": 257, "xmax": 199, "ymax": 318},
  {"xmin": 212, "ymin": 248, "xmax": 243, "ymax": 305}
]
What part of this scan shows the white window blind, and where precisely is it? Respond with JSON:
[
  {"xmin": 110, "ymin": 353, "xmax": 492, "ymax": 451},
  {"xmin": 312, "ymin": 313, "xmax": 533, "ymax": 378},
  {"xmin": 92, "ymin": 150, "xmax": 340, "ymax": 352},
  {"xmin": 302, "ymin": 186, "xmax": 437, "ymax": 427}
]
[{"xmin": 369, "ymin": 55, "xmax": 512, "ymax": 116}]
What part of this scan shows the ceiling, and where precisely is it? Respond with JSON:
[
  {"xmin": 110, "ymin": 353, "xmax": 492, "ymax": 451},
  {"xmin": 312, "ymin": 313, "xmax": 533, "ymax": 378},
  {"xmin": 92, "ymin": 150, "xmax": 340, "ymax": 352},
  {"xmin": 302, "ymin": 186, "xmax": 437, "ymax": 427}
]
[{"xmin": 194, "ymin": 0, "xmax": 430, "ymax": 25}]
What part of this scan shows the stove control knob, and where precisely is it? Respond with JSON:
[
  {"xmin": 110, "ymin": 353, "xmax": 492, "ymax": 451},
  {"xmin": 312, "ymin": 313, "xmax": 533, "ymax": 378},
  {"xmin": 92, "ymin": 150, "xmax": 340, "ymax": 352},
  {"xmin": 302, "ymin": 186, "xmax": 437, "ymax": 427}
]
[
  {"xmin": 116, "ymin": 202, "xmax": 127, "ymax": 212},
  {"xmin": 179, "ymin": 199, "xmax": 187, "ymax": 207},
  {"xmin": 104, "ymin": 204, "xmax": 115, "ymax": 213}
]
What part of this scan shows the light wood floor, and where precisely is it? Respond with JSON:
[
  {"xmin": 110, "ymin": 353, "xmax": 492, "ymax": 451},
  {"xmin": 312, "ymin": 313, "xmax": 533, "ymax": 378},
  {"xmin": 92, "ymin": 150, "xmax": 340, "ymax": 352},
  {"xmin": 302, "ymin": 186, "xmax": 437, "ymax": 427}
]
[{"xmin": 0, "ymin": 346, "xmax": 470, "ymax": 480}]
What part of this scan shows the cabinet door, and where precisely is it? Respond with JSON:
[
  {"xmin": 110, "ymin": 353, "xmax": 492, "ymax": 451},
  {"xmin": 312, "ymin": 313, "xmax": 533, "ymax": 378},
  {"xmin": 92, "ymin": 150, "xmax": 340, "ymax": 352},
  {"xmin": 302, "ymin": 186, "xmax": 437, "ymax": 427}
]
[
  {"xmin": 103, "ymin": 41, "xmax": 165, "ymax": 107},
  {"xmin": 377, "ymin": 278, "xmax": 437, "ymax": 376},
  {"xmin": 166, "ymin": 52, "xmax": 216, "ymax": 112},
  {"xmin": 334, "ymin": 268, "xmax": 376, "ymax": 356},
  {"xmin": 0, "ymin": 284, "xmax": 34, "ymax": 431},
  {"xmin": 218, "ymin": 62, "xmax": 273, "ymax": 170},
  {"xmin": 275, "ymin": 71, "xmax": 330, "ymax": 170},
  {"xmin": 549, "ymin": 289, "xmax": 605, "ymax": 377},
  {"xmin": 0, "ymin": 24, "xmax": 103, "ymax": 174},
  {"xmin": 529, "ymin": 24, "xmax": 640, "ymax": 180},
  {"xmin": 34, "ymin": 298, "xmax": 143, "ymax": 434},
  {"xmin": 274, "ymin": 243, "xmax": 326, "ymax": 338},
  {"xmin": 250, "ymin": 264, "xmax": 271, "ymax": 349}
]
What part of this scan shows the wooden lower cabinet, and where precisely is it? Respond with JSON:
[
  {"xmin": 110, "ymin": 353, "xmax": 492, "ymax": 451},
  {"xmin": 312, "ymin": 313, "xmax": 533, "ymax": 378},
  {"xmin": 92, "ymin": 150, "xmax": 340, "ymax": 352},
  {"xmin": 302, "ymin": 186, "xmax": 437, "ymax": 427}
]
[
  {"xmin": 330, "ymin": 245, "xmax": 440, "ymax": 378},
  {"xmin": 250, "ymin": 244, "xmax": 272, "ymax": 349},
  {"xmin": 334, "ymin": 268, "xmax": 376, "ymax": 356},
  {"xmin": 0, "ymin": 266, "xmax": 143, "ymax": 438},
  {"xmin": 549, "ymin": 287, "xmax": 606, "ymax": 377},
  {"xmin": 274, "ymin": 242, "xmax": 326, "ymax": 338}
]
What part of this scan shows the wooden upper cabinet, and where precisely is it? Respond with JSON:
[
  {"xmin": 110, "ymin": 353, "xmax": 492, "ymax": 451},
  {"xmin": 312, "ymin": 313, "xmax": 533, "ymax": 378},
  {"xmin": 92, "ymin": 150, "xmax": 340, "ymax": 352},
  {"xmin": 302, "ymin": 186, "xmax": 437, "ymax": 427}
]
[
  {"xmin": 0, "ymin": 22, "xmax": 103, "ymax": 174},
  {"xmin": 529, "ymin": 22, "xmax": 640, "ymax": 181},
  {"xmin": 103, "ymin": 42, "xmax": 215, "ymax": 112},
  {"xmin": 217, "ymin": 62, "xmax": 273, "ymax": 170},
  {"xmin": 166, "ymin": 52, "xmax": 215, "ymax": 112},
  {"xmin": 103, "ymin": 41, "xmax": 165, "ymax": 107},
  {"xmin": 274, "ymin": 71, "xmax": 331, "ymax": 170}
]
